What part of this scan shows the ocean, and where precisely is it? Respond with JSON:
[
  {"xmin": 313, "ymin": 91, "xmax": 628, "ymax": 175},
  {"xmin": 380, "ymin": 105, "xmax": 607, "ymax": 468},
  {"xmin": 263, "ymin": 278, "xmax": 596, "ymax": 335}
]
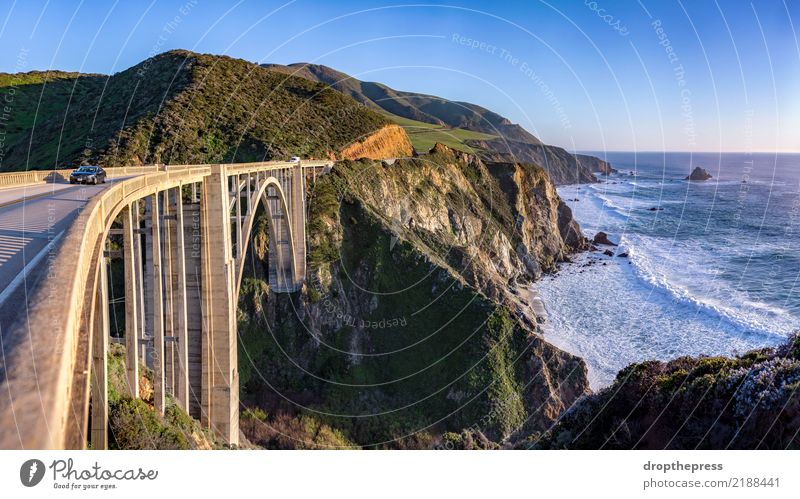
[{"xmin": 536, "ymin": 151, "xmax": 800, "ymax": 389}]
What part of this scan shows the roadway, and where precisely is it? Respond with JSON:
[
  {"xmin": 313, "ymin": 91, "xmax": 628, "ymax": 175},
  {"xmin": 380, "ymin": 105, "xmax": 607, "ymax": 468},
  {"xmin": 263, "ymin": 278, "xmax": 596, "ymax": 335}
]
[{"xmin": 0, "ymin": 179, "xmax": 128, "ymax": 374}]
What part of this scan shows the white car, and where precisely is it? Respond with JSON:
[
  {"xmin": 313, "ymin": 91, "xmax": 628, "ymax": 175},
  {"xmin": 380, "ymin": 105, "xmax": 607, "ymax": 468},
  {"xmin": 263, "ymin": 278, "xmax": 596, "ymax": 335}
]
[{"xmin": 289, "ymin": 156, "xmax": 301, "ymax": 162}]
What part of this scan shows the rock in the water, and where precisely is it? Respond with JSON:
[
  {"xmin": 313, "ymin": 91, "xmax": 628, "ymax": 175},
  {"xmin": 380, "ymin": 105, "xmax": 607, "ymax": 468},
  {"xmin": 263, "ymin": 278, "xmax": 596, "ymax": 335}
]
[
  {"xmin": 685, "ymin": 167, "xmax": 712, "ymax": 181},
  {"xmin": 617, "ymin": 252, "xmax": 629, "ymax": 258},
  {"xmin": 593, "ymin": 231, "xmax": 617, "ymax": 246},
  {"xmin": 603, "ymin": 249, "xmax": 614, "ymax": 257}
]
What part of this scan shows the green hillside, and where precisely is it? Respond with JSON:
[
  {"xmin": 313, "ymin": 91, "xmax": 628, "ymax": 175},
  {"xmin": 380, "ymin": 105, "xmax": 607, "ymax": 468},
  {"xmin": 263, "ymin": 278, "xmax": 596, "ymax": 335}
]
[
  {"xmin": 384, "ymin": 114, "xmax": 497, "ymax": 153},
  {"xmin": 0, "ymin": 51, "xmax": 391, "ymax": 171},
  {"xmin": 261, "ymin": 62, "xmax": 541, "ymax": 144}
]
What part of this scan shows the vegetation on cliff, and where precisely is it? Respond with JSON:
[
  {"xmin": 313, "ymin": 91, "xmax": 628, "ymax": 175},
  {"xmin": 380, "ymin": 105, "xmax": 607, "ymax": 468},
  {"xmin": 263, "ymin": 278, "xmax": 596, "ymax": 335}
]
[
  {"xmin": 532, "ymin": 334, "xmax": 800, "ymax": 449},
  {"xmin": 104, "ymin": 343, "xmax": 222, "ymax": 450},
  {"xmin": 338, "ymin": 123, "xmax": 413, "ymax": 160}
]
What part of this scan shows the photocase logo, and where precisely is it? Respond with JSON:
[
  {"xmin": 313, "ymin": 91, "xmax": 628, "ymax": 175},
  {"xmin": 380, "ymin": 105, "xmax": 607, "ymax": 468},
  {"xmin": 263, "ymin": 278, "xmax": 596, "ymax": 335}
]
[{"xmin": 20, "ymin": 459, "xmax": 45, "ymax": 487}]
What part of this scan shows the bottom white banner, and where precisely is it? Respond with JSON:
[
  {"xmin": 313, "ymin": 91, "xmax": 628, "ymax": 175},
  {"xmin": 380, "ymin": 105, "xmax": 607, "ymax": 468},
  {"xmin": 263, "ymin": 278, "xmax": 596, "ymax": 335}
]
[{"xmin": 0, "ymin": 450, "xmax": 797, "ymax": 498}]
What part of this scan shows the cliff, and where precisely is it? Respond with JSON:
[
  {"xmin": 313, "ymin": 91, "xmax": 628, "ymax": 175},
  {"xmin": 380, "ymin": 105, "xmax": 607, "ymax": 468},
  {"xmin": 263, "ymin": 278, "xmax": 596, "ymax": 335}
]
[
  {"xmin": 338, "ymin": 124, "xmax": 413, "ymax": 160},
  {"xmin": 468, "ymin": 139, "xmax": 616, "ymax": 184},
  {"xmin": 327, "ymin": 144, "xmax": 587, "ymax": 326},
  {"xmin": 237, "ymin": 144, "xmax": 590, "ymax": 448},
  {"xmin": 533, "ymin": 334, "xmax": 800, "ymax": 449}
]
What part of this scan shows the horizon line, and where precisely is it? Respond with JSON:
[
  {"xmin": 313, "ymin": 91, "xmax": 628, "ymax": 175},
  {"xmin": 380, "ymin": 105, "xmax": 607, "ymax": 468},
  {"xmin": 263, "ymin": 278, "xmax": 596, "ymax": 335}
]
[{"xmin": 576, "ymin": 150, "xmax": 800, "ymax": 155}]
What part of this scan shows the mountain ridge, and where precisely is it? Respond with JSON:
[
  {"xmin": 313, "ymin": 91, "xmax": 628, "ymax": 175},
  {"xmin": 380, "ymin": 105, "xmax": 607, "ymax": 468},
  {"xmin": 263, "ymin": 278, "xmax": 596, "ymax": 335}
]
[
  {"xmin": 0, "ymin": 50, "xmax": 408, "ymax": 170},
  {"xmin": 261, "ymin": 61, "xmax": 616, "ymax": 184}
]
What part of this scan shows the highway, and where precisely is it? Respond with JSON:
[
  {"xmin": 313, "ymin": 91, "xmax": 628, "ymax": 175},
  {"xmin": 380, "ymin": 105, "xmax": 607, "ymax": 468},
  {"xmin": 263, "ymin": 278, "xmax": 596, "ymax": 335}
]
[{"xmin": 0, "ymin": 179, "xmax": 127, "ymax": 362}]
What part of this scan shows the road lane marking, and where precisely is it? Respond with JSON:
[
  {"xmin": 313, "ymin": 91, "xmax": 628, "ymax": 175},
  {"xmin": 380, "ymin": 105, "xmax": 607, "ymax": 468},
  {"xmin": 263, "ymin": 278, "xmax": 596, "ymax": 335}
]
[{"xmin": 0, "ymin": 230, "xmax": 64, "ymax": 307}]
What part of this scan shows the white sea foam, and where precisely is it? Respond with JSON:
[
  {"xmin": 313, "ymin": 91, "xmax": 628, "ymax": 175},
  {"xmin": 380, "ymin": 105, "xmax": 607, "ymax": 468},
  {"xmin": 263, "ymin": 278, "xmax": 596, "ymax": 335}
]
[{"xmin": 540, "ymin": 173, "xmax": 798, "ymax": 389}]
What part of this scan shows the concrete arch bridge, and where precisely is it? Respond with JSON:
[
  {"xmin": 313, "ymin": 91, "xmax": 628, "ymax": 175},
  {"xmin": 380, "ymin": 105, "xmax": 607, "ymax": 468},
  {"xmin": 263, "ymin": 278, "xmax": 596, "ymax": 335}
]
[{"xmin": 0, "ymin": 160, "xmax": 332, "ymax": 449}]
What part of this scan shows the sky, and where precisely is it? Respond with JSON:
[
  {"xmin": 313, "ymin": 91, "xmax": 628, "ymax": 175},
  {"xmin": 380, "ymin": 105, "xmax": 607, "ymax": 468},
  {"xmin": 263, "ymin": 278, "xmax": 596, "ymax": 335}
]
[{"xmin": 0, "ymin": 0, "xmax": 797, "ymax": 153}]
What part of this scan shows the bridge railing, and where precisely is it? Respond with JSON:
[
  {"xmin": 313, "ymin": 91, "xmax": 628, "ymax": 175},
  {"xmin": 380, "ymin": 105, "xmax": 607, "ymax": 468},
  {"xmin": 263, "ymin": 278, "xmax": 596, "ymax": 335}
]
[
  {"xmin": 0, "ymin": 169, "xmax": 75, "ymax": 187},
  {"xmin": 0, "ymin": 166, "xmax": 162, "ymax": 188},
  {"xmin": 0, "ymin": 161, "xmax": 333, "ymax": 189}
]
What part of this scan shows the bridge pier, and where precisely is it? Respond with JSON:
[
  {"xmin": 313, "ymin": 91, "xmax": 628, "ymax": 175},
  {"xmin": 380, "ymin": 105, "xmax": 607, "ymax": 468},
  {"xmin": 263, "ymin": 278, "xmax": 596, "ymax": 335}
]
[
  {"xmin": 290, "ymin": 162, "xmax": 307, "ymax": 285},
  {"xmin": 162, "ymin": 191, "xmax": 176, "ymax": 402},
  {"xmin": 200, "ymin": 165, "xmax": 239, "ymax": 445},
  {"xmin": 184, "ymin": 202, "xmax": 204, "ymax": 419},
  {"xmin": 122, "ymin": 204, "xmax": 140, "ymax": 399},
  {"xmin": 169, "ymin": 187, "xmax": 191, "ymax": 411},
  {"xmin": 90, "ymin": 253, "xmax": 109, "ymax": 450},
  {"xmin": 145, "ymin": 195, "xmax": 166, "ymax": 414}
]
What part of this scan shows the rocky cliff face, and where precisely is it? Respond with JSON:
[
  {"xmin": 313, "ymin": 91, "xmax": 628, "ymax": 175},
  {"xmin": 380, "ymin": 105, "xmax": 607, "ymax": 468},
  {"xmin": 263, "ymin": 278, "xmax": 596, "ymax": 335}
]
[
  {"xmin": 328, "ymin": 145, "xmax": 587, "ymax": 327},
  {"xmin": 237, "ymin": 144, "xmax": 590, "ymax": 448},
  {"xmin": 338, "ymin": 124, "xmax": 414, "ymax": 160},
  {"xmin": 469, "ymin": 140, "xmax": 616, "ymax": 185}
]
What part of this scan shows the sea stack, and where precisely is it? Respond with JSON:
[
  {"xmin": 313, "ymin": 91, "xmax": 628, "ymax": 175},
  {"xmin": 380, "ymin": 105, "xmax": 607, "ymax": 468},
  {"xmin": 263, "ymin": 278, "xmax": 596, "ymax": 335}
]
[
  {"xmin": 685, "ymin": 167, "xmax": 712, "ymax": 181},
  {"xmin": 592, "ymin": 231, "xmax": 617, "ymax": 246}
]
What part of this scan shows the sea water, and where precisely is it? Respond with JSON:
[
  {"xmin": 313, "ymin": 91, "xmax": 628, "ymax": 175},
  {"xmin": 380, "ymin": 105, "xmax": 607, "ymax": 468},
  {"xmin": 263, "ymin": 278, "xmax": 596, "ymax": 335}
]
[{"xmin": 536, "ymin": 152, "xmax": 800, "ymax": 389}]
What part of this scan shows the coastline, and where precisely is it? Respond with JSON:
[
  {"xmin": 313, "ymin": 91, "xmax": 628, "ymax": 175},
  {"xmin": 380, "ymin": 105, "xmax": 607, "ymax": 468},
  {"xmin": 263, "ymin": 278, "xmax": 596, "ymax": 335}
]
[{"xmin": 533, "ymin": 161, "xmax": 798, "ymax": 390}]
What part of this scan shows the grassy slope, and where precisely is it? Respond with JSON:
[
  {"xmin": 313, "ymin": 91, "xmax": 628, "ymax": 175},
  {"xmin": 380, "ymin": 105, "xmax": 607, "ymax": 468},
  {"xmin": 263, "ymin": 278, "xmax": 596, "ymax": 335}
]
[
  {"xmin": 0, "ymin": 71, "xmax": 106, "ymax": 170},
  {"xmin": 0, "ymin": 50, "xmax": 391, "ymax": 170},
  {"xmin": 261, "ymin": 62, "xmax": 539, "ymax": 144},
  {"xmin": 383, "ymin": 113, "xmax": 497, "ymax": 153}
]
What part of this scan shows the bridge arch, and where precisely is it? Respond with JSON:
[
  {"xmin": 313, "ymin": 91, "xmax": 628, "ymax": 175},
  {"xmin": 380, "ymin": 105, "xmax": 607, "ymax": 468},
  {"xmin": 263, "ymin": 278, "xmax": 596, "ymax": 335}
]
[{"xmin": 232, "ymin": 175, "xmax": 298, "ymax": 299}]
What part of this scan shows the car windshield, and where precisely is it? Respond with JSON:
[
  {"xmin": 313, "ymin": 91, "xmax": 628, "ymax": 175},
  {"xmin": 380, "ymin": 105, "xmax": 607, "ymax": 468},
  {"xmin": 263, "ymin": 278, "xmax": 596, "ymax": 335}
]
[{"xmin": 76, "ymin": 166, "xmax": 96, "ymax": 172}]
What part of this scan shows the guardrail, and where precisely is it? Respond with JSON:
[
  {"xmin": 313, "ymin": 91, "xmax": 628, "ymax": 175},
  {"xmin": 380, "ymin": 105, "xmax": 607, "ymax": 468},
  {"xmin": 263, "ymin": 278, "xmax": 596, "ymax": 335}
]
[
  {"xmin": 0, "ymin": 162, "xmax": 332, "ymax": 189},
  {"xmin": 0, "ymin": 166, "xmax": 162, "ymax": 188}
]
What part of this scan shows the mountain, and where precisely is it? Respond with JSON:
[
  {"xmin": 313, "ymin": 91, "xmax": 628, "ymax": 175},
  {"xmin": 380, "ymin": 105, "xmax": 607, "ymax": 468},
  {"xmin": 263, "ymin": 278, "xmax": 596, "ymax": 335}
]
[
  {"xmin": 262, "ymin": 62, "xmax": 541, "ymax": 143},
  {"xmin": 261, "ymin": 62, "xmax": 615, "ymax": 184},
  {"xmin": 0, "ymin": 50, "xmax": 411, "ymax": 171}
]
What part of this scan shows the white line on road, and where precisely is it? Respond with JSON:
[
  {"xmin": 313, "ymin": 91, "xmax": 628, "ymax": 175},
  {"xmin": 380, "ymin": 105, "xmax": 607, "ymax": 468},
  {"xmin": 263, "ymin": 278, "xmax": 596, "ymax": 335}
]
[{"xmin": 0, "ymin": 230, "xmax": 65, "ymax": 307}]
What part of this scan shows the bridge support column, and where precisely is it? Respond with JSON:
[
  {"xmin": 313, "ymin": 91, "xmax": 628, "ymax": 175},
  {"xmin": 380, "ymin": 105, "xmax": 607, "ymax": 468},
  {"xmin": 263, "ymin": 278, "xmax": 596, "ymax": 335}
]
[
  {"xmin": 291, "ymin": 163, "xmax": 306, "ymax": 286},
  {"xmin": 90, "ymin": 253, "xmax": 109, "ymax": 450},
  {"xmin": 184, "ymin": 202, "xmax": 203, "ymax": 419},
  {"xmin": 146, "ymin": 194, "xmax": 166, "ymax": 414},
  {"xmin": 200, "ymin": 165, "xmax": 239, "ymax": 445},
  {"xmin": 162, "ymin": 191, "xmax": 176, "ymax": 400},
  {"xmin": 169, "ymin": 187, "xmax": 190, "ymax": 411},
  {"xmin": 122, "ymin": 204, "xmax": 139, "ymax": 398},
  {"xmin": 134, "ymin": 200, "xmax": 147, "ymax": 367}
]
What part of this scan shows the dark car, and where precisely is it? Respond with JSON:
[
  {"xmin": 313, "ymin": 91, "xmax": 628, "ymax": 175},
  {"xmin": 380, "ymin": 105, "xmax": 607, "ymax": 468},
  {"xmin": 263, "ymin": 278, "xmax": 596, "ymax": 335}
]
[{"xmin": 69, "ymin": 165, "xmax": 107, "ymax": 185}]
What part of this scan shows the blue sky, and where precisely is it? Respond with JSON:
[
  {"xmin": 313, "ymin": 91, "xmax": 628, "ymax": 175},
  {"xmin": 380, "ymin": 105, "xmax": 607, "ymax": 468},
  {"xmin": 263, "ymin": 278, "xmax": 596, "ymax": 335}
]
[{"xmin": 0, "ymin": 0, "xmax": 797, "ymax": 152}]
